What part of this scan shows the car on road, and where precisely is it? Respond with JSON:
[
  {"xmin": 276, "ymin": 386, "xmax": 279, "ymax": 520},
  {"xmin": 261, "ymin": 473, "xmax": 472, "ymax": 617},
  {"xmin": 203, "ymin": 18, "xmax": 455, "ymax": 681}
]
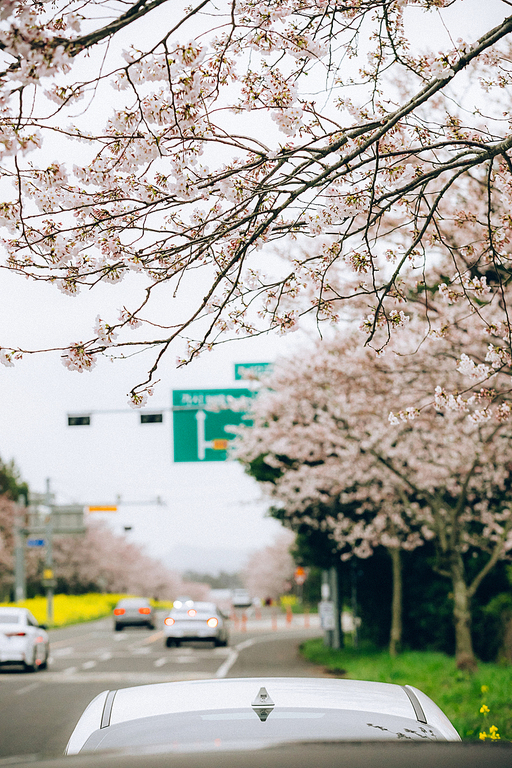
[
  {"xmin": 113, "ymin": 598, "xmax": 155, "ymax": 632},
  {"xmin": 65, "ymin": 676, "xmax": 461, "ymax": 755},
  {"xmin": 0, "ymin": 606, "xmax": 49, "ymax": 672},
  {"xmin": 163, "ymin": 601, "xmax": 229, "ymax": 647},
  {"xmin": 231, "ymin": 588, "xmax": 252, "ymax": 608},
  {"xmin": 171, "ymin": 596, "xmax": 194, "ymax": 609}
]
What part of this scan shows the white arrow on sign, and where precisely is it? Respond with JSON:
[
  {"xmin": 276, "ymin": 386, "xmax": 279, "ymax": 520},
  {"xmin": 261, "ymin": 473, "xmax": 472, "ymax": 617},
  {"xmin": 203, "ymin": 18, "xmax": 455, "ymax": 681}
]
[
  {"xmin": 196, "ymin": 410, "xmax": 209, "ymax": 460},
  {"xmin": 195, "ymin": 410, "xmax": 233, "ymax": 460}
]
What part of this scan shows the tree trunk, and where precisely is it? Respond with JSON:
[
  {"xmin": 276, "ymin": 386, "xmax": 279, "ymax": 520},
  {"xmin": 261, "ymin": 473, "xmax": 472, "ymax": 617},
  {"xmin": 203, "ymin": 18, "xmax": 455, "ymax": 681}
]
[
  {"xmin": 388, "ymin": 547, "xmax": 402, "ymax": 657},
  {"xmin": 451, "ymin": 555, "xmax": 477, "ymax": 672}
]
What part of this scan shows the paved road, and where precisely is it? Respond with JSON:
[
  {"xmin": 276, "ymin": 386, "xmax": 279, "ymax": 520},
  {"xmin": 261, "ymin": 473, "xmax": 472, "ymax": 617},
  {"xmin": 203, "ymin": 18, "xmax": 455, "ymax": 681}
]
[{"xmin": 0, "ymin": 611, "xmax": 323, "ymax": 759}]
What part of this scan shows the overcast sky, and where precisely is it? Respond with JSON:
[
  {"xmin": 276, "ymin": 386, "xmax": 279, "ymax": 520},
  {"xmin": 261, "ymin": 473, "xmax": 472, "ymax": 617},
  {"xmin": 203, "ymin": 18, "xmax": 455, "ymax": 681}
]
[{"xmin": 0, "ymin": 0, "xmax": 509, "ymax": 575}]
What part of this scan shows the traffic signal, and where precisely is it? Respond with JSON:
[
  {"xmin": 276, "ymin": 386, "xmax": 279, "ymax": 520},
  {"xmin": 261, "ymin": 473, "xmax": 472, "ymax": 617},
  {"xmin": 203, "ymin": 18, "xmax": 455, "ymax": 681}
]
[
  {"xmin": 140, "ymin": 413, "xmax": 163, "ymax": 424},
  {"xmin": 68, "ymin": 415, "xmax": 91, "ymax": 426}
]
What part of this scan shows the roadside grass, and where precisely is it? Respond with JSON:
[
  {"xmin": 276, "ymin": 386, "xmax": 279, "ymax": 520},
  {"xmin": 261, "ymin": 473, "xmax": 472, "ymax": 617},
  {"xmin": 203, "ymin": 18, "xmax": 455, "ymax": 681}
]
[
  {"xmin": 300, "ymin": 638, "xmax": 512, "ymax": 742},
  {"xmin": 0, "ymin": 594, "xmax": 173, "ymax": 628}
]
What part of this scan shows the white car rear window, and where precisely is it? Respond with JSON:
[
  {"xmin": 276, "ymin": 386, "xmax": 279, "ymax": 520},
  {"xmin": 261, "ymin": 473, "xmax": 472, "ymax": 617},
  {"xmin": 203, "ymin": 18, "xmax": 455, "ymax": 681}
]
[{"xmin": 0, "ymin": 614, "xmax": 21, "ymax": 624}]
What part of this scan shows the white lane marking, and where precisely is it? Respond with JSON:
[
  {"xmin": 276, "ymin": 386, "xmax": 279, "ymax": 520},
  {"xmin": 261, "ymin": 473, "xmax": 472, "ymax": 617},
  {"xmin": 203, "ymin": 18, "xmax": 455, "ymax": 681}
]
[
  {"xmin": 62, "ymin": 666, "xmax": 78, "ymax": 675},
  {"xmin": 131, "ymin": 647, "xmax": 151, "ymax": 655},
  {"xmin": 23, "ymin": 671, "xmax": 216, "ymax": 683},
  {"xmin": 215, "ymin": 635, "xmax": 282, "ymax": 679},
  {"xmin": 99, "ymin": 652, "xmax": 112, "ymax": 661},
  {"xmin": 154, "ymin": 658, "xmax": 167, "ymax": 667},
  {"xmin": 114, "ymin": 635, "xmax": 126, "ymax": 642},
  {"xmin": 215, "ymin": 649, "xmax": 239, "ymax": 678},
  {"xmin": 51, "ymin": 647, "xmax": 74, "ymax": 657},
  {"xmin": 171, "ymin": 656, "xmax": 197, "ymax": 664},
  {"xmin": 15, "ymin": 682, "xmax": 40, "ymax": 695},
  {"xmin": 82, "ymin": 661, "xmax": 97, "ymax": 669},
  {"xmin": 142, "ymin": 631, "xmax": 164, "ymax": 645}
]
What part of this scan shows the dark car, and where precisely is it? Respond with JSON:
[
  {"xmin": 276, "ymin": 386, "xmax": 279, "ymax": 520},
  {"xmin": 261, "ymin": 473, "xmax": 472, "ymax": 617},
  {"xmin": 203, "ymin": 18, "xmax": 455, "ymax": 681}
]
[{"xmin": 113, "ymin": 598, "xmax": 155, "ymax": 631}]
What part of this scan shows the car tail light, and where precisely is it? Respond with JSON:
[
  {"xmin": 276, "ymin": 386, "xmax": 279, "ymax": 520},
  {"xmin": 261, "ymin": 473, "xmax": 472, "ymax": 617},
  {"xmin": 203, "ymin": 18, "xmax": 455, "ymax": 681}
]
[
  {"xmin": 187, "ymin": 609, "xmax": 197, "ymax": 617},
  {"xmin": 164, "ymin": 617, "xmax": 175, "ymax": 626},
  {"xmin": 207, "ymin": 617, "xmax": 219, "ymax": 628},
  {"xmin": 35, "ymin": 636, "xmax": 45, "ymax": 643},
  {"xmin": 139, "ymin": 607, "xmax": 151, "ymax": 615},
  {"xmin": 5, "ymin": 632, "xmax": 26, "ymax": 637},
  {"xmin": 113, "ymin": 608, "xmax": 125, "ymax": 615}
]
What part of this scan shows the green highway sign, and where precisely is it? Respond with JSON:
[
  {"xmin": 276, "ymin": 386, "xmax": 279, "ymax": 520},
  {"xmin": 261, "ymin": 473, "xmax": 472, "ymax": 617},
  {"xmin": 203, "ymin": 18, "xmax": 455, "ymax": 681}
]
[
  {"xmin": 234, "ymin": 362, "xmax": 272, "ymax": 381},
  {"xmin": 172, "ymin": 389, "xmax": 254, "ymax": 462}
]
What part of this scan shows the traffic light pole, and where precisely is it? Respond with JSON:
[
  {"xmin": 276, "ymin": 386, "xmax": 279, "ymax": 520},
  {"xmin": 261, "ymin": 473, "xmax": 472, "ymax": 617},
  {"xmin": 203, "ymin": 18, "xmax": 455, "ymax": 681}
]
[
  {"xmin": 14, "ymin": 498, "xmax": 27, "ymax": 602},
  {"xmin": 45, "ymin": 478, "xmax": 54, "ymax": 623}
]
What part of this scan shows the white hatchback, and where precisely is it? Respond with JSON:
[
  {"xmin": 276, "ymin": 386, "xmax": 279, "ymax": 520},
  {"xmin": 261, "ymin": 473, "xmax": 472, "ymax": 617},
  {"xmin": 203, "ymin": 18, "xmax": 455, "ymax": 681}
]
[{"xmin": 0, "ymin": 607, "xmax": 49, "ymax": 672}]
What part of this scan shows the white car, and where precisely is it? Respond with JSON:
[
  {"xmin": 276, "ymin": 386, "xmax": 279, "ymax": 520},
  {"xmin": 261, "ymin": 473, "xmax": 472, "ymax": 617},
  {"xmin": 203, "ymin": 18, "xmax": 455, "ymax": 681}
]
[
  {"xmin": 163, "ymin": 601, "xmax": 229, "ymax": 647},
  {"xmin": 0, "ymin": 607, "xmax": 49, "ymax": 672},
  {"xmin": 66, "ymin": 676, "xmax": 460, "ymax": 754},
  {"xmin": 231, "ymin": 588, "xmax": 252, "ymax": 608}
]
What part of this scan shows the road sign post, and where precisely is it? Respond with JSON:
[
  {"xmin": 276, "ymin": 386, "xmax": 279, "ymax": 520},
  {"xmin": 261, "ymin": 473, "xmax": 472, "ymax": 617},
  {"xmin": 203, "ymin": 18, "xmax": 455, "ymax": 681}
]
[{"xmin": 173, "ymin": 389, "xmax": 254, "ymax": 462}]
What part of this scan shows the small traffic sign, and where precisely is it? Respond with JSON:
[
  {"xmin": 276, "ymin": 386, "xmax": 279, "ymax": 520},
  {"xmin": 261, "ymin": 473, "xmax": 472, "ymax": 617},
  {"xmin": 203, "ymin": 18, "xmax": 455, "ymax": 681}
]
[
  {"xmin": 27, "ymin": 538, "xmax": 45, "ymax": 548},
  {"xmin": 294, "ymin": 566, "xmax": 307, "ymax": 585},
  {"xmin": 318, "ymin": 600, "xmax": 335, "ymax": 630},
  {"xmin": 234, "ymin": 362, "xmax": 272, "ymax": 380},
  {"xmin": 43, "ymin": 569, "xmax": 54, "ymax": 580}
]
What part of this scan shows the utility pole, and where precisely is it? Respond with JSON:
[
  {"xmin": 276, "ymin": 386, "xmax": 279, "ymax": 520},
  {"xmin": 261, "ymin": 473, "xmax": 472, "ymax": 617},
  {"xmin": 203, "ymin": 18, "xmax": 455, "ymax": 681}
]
[
  {"xmin": 13, "ymin": 498, "xmax": 27, "ymax": 602},
  {"xmin": 330, "ymin": 565, "xmax": 343, "ymax": 650},
  {"xmin": 319, "ymin": 567, "xmax": 343, "ymax": 649},
  {"xmin": 44, "ymin": 478, "xmax": 55, "ymax": 623},
  {"xmin": 321, "ymin": 570, "xmax": 333, "ymax": 647}
]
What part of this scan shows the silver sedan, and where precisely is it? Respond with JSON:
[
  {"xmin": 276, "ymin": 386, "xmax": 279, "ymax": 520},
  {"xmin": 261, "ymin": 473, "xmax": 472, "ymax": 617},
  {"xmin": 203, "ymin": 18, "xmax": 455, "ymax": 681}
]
[{"xmin": 113, "ymin": 598, "xmax": 156, "ymax": 631}]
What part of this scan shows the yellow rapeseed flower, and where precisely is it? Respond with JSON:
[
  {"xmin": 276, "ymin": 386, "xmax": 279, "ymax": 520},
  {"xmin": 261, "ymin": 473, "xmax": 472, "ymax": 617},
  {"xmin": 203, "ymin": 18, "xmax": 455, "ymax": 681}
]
[
  {"xmin": 479, "ymin": 732, "xmax": 488, "ymax": 740},
  {"xmin": 480, "ymin": 704, "xmax": 490, "ymax": 714},
  {"xmin": 489, "ymin": 725, "xmax": 501, "ymax": 740},
  {"xmin": 481, "ymin": 685, "xmax": 489, "ymax": 694}
]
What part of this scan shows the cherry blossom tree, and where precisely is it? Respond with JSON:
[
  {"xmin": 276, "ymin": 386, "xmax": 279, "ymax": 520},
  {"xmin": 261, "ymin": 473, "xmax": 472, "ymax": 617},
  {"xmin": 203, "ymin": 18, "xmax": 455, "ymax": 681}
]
[
  {"xmin": 0, "ymin": 494, "xmax": 19, "ymax": 599},
  {"xmin": 234, "ymin": 324, "xmax": 512, "ymax": 669},
  {"xmin": 51, "ymin": 521, "xmax": 185, "ymax": 598},
  {"xmin": 1, "ymin": 1, "xmax": 512, "ymax": 404},
  {"xmin": 242, "ymin": 530, "xmax": 296, "ymax": 600}
]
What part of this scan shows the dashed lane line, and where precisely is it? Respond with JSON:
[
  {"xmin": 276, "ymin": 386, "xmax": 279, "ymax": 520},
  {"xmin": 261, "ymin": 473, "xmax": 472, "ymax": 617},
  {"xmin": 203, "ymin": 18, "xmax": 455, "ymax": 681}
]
[
  {"xmin": 15, "ymin": 682, "xmax": 41, "ymax": 695},
  {"xmin": 3, "ymin": 671, "xmax": 217, "ymax": 684},
  {"xmin": 214, "ymin": 633, "xmax": 303, "ymax": 679}
]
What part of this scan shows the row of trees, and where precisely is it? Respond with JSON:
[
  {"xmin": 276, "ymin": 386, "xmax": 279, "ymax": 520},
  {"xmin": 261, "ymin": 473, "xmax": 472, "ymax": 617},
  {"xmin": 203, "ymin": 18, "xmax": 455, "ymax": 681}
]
[
  {"xmin": 234, "ymin": 280, "xmax": 512, "ymax": 669},
  {"xmin": 0, "ymin": 458, "xmax": 205, "ymax": 601},
  {"xmin": 242, "ymin": 530, "xmax": 297, "ymax": 601}
]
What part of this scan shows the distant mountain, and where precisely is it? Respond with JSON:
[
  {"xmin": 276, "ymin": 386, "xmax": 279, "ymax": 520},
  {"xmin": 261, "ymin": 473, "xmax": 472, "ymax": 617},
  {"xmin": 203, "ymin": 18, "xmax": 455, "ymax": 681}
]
[{"xmin": 162, "ymin": 544, "xmax": 250, "ymax": 576}]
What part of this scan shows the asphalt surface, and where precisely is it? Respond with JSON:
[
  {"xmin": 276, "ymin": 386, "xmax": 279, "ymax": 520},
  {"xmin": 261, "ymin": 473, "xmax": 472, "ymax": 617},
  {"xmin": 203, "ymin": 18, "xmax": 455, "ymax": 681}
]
[{"xmin": 0, "ymin": 611, "xmax": 323, "ymax": 760}]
